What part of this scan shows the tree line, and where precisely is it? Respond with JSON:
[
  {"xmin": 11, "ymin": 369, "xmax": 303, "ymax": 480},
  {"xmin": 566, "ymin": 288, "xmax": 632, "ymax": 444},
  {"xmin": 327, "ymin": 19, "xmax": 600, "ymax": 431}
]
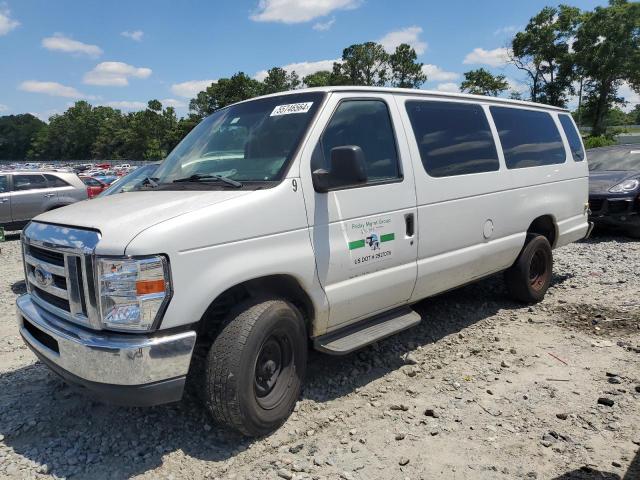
[{"xmin": 0, "ymin": 0, "xmax": 638, "ymax": 161}]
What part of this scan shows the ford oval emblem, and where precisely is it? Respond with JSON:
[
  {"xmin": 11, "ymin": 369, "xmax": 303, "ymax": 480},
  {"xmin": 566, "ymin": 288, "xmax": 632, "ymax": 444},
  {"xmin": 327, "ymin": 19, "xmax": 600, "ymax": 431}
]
[{"xmin": 34, "ymin": 264, "xmax": 53, "ymax": 288}]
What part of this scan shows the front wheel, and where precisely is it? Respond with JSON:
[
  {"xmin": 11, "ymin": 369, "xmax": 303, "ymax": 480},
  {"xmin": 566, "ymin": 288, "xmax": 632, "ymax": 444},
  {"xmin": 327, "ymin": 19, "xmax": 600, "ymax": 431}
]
[
  {"xmin": 204, "ymin": 298, "xmax": 307, "ymax": 436},
  {"xmin": 504, "ymin": 234, "xmax": 553, "ymax": 303}
]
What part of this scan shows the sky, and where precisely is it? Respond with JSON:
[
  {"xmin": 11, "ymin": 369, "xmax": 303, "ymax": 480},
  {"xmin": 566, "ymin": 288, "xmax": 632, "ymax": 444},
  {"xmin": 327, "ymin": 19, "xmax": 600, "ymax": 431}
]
[{"xmin": 0, "ymin": 0, "xmax": 637, "ymax": 121}]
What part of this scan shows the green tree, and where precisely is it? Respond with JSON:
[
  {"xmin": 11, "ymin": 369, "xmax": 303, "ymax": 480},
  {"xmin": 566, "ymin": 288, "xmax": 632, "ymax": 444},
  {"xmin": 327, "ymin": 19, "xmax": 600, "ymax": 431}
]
[
  {"xmin": 573, "ymin": 0, "xmax": 640, "ymax": 136},
  {"xmin": 189, "ymin": 72, "xmax": 263, "ymax": 117},
  {"xmin": 0, "ymin": 114, "xmax": 46, "ymax": 160},
  {"xmin": 628, "ymin": 105, "xmax": 640, "ymax": 124},
  {"xmin": 121, "ymin": 100, "xmax": 179, "ymax": 160},
  {"xmin": 606, "ymin": 107, "xmax": 632, "ymax": 126},
  {"xmin": 389, "ymin": 43, "xmax": 426, "ymax": 88},
  {"xmin": 510, "ymin": 5, "xmax": 581, "ymax": 106},
  {"xmin": 336, "ymin": 42, "xmax": 390, "ymax": 86},
  {"xmin": 92, "ymin": 107, "xmax": 128, "ymax": 159},
  {"xmin": 262, "ymin": 67, "xmax": 301, "ymax": 94},
  {"xmin": 29, "ymin": 101, "xmax": 102, "ymax": 160},
  {"xmin": 460, "ymin": 68, "xmax": 509, "ymax": 96},
  {"xmin": 303, "ymin": 70, "xmax": 334, "ymax": 87}
]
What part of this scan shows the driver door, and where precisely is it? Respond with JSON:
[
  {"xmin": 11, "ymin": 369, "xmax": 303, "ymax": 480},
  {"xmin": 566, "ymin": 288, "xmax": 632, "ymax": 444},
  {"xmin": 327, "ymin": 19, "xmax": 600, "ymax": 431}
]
[{"xmin": 300, "ymin": 93, "xmax": 418, "ymax": 332}]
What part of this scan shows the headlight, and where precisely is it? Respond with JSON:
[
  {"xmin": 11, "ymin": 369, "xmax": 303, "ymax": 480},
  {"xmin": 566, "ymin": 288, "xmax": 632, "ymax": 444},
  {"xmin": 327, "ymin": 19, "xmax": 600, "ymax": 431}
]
[
  {"xmin": 609, "ymin": 178, "xmax": 639, "ymax": 193},
  {"xmin": 97, "ymin": 256, "xmax": 171, "ymax": 331}
]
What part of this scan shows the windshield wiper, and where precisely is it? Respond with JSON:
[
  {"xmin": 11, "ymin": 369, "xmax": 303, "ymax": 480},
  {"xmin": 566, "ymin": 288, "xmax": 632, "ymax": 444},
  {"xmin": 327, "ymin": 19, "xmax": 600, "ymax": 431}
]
[
  {"xmin": 140, "ymin": 177, "xmax": 159, "ymax": 187},
  {"xmin": 172, "ymin": 174, "xmax": 242, "ymax": 188},
  {"xmin": 137, "ymin": 177, "xmax": 159, "ymax": 190}
]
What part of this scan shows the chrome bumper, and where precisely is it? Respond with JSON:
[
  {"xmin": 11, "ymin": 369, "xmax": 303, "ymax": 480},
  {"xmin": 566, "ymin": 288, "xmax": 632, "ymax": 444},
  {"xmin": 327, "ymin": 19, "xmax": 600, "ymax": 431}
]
[{"xmin": 17, "ymin": 294, "xmax": 196, "ymax": 404}]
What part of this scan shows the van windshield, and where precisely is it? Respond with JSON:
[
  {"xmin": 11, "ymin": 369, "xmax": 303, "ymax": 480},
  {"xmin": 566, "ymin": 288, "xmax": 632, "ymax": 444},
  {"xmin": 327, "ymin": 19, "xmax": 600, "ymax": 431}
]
[{"xmin": 154, "ymin": 92, "xmax": 325, "ymax": 187}]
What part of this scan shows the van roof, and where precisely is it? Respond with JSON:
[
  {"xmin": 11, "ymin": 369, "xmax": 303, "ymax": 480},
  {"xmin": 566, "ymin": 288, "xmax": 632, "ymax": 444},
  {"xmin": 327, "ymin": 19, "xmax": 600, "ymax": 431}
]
[{"xmin": 251, "ymin": 86, "xmax": 569, "ymax": 113}]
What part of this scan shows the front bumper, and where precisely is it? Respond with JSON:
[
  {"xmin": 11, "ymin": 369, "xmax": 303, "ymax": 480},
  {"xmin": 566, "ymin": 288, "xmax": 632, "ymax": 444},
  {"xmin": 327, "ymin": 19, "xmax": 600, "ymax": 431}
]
[
  {"xmin": 16, "ymin": 294, "xmax": 196, "ymax": 406},
  {"xmin": 589, "ymin": 195, "xmax": 640, "ymax": 230}
]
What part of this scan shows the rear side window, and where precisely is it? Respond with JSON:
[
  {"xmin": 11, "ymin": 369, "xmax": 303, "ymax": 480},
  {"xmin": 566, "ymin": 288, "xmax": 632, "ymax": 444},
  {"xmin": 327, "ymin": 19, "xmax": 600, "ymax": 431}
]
[
  {"xmin": 558, "ymin": 114, "xmax": 585, "ymax": 162},
  {"xmin": 13, "ymin": 174, "xmax": 48, "ymax": 191},
  {"xmin": 320, "ymin": 100, "xmax": 401, "ymax": 182},
  {"xmin": 490, "ymin": 107, "xmax": 566, "ymax": 169},
  {"xmin": 81, "ymin": 177, "xmax": 102, "ymax": 186},
  {"xmin": 44, "ymin": 174, "xmax": 71, "ymax": 188},
  {"xmin": 405, "ymin": 101, "xmax": 500, "ymax": 177},
  {"xmin": 0, "ymin": 175, "xmax": 7, "ymax": 193}
]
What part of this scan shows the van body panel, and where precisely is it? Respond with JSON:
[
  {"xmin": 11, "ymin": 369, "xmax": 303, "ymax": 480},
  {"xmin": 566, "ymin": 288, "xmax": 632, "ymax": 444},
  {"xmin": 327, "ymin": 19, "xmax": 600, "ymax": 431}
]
[
  {"xmin": 395, "ymin": 95, "xmax": 589, "ymax": 302},
  {"xmin": 125, "ymin": 181, "xmax": 328, "ymax": 333}
]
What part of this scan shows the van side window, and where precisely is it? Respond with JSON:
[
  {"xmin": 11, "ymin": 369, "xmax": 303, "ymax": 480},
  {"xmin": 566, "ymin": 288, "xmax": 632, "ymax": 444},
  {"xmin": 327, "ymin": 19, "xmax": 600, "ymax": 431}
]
[
  {"xmin": 405, "ymin": 101, "xmax": 499, "ymax": 177},
  {"xmin": 490, "ymin": 106, "xmax": 566, "ymax": 169},
  {"xmin": 13, "ymin": 174, "xmax": 48, "ymax": 191},
  {"xmin": 320, "ymin": 100, "xmax": 400, "ymax": 182},
  {"xmin": 0, "ymin": 175, "xmax": 7, "ymax": 193},
  {"xmin": 558, "ymin": 114, "xmax": 585, "ymax": 162}
]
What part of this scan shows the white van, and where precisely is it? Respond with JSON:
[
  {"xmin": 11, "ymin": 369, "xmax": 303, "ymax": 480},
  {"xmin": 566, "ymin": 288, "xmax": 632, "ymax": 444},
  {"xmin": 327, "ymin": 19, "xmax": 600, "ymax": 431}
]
[{"xmin": 16, "ymin": 87, "xmax": 590, "ymax": 435}]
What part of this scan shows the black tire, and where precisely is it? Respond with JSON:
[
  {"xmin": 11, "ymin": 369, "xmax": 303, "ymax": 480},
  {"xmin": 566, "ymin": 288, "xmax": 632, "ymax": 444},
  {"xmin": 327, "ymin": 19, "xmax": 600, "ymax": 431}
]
[
  {"xmin": 504, "ymin": 234, "xmax": 553, "ymax": 303},
  {"xmin": 204, "ymin": 298, "xmax": 307, "ymax": 436}
]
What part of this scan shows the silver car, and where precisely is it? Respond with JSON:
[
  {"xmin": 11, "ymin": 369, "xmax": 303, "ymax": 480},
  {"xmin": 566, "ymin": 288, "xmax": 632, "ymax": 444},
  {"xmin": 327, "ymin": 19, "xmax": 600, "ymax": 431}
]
[{"xmin": 0, "ymin": 171, "xmax": 88, "ymax": 230}]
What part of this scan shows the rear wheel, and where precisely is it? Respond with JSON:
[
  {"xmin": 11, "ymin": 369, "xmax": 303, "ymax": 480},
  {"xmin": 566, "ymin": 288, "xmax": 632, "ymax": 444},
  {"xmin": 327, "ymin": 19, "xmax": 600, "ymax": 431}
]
[
  {"xmin": 204, "ymin": 298, "xmax": 307, "ymax": 436},
  {"xmin": 504, "ymin": 234, "xmax": 553, "ymax": 303}
]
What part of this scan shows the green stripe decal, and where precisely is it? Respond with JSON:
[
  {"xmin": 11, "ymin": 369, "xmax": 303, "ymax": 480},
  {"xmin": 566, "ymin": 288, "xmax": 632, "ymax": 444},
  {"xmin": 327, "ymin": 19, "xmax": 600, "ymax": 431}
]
[
  {"xmin": 349, "ymin": 239, "xmax": 366, "ymax": 250},
  {"xmin": 380, "ymin": 233, "xmax": 395, "ymax": 242}
]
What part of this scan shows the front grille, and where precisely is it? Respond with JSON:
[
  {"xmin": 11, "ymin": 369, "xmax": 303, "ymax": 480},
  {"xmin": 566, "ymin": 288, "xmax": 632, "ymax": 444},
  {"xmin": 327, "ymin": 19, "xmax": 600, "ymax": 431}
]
[
  {"xmin": 589, "ymin": 198, "xmax": 604, "ymax": 213},
  {"xmin": 32, "ymin": 285, "xmax": 71, "ymax": 312},
  {"xmin": 607, "ymin": 200, "xmax": 632, "ymax": 215},
  {"xmin": 28, "ymin": 245, "xmax": 65, "ymax": 267},
  {"xmin": 23, "ymin": 318, "xmax": 60, "ymax": 354},
  {"xmin": 22, "ymin": 222, "xmax": 101, "ymax": 330}
]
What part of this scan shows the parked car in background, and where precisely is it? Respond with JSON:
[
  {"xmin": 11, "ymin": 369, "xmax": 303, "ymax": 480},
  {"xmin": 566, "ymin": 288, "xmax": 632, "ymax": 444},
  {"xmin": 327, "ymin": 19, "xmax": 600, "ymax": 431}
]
[
  {"xmin": 100, "ymin": 162, "xmax": 159, "ymax": 196},
  {"xmin": 93, "ymin": 175, "xmax": 118, "ymax": 186},
  {"xmin": 0, "ymin": 170, "xmax": 87, "ymax": 229},
  {"xmin": 588, "ymin": 145, "xmax": 640, "ymax": 238},
  {"xmin": 81, "ymin": 176, "xmax": 110, "ymax": 198}
]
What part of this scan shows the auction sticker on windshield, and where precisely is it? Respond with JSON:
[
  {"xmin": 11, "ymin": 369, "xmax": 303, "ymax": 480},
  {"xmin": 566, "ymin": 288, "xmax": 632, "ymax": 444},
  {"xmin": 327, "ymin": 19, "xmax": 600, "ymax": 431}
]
[
  {"xmin": 271, "ymin": 102, "xmax": 313, "ymax": 116},
  {"xmin": 347, "ymin": 216, "xmax": 395, "ymax": 269}
]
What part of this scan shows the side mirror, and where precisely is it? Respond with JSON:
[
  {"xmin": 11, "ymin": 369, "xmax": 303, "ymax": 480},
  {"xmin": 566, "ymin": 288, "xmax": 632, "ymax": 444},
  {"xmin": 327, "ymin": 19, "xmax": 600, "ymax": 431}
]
[{"xmin": 313, "ymin": 145, "xmax": 368, "ymax": 192}]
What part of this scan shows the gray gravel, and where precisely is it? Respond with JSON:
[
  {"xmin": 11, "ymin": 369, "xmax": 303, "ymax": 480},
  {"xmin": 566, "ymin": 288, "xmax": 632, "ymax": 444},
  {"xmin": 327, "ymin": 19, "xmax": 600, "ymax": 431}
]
[{"xmin": 0, "ymin": 231, "xmax": 639, "ymax": 479}]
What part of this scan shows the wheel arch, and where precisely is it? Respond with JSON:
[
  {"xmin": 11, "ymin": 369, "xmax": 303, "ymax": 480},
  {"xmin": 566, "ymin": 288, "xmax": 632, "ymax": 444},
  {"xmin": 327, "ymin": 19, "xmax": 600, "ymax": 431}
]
[
  {"xmin": 196, "ymin": 274, "xmax": 316, "ymax": 344},
  {"xmin": 527, "ymin": 214, "xmax": 558, "ymax": 248}
]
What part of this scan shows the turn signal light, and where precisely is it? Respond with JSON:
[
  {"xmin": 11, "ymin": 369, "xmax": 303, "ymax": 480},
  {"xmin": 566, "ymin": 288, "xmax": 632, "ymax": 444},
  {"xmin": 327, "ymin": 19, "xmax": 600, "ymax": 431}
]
[{"xmin": 136, "ymin": 279, "xmax": 166, "ymax": 295}]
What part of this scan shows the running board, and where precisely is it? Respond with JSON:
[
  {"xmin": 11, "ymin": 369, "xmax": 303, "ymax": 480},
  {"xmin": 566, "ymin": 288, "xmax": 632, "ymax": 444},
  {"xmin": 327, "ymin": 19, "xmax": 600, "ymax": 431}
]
[{"xmin": 313, "ymin": 307, "xmax": 422, "ymax": 355}]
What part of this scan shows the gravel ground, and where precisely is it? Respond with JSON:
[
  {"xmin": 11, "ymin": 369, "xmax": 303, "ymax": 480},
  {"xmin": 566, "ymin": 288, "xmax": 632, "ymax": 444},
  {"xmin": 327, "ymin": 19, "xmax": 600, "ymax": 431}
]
[{"xmin": 0, "ymin": 231, "xmax": 639, "ymax": 480}]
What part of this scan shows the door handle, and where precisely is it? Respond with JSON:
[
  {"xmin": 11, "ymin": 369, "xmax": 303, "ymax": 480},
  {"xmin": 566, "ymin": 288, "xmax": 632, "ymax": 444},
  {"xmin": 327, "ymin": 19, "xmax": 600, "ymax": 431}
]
[
  {"xmin": 405, "ymin": 213, "xmax": 415, "ymax": 237},
  {"xmin": 44, "ymin": 193, "xmax": 56, "ymax": 198},
  {"xmin": 0, "ymin": 198, "xmax": 7, "ymax": 203}
]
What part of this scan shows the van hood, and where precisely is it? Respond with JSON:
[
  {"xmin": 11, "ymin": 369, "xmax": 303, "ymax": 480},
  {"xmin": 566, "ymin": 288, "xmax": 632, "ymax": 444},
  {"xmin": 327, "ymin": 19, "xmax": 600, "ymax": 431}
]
[{"xmin": 34, "ymin": 190, "xmax": 251, "ymax": 254}]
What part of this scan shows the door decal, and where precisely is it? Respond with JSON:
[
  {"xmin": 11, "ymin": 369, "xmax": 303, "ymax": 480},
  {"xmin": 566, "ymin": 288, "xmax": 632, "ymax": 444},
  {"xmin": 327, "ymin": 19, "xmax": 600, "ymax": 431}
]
[{"xmin": 347, "ymin": 216, "xmax": 396, "ymax": 269}]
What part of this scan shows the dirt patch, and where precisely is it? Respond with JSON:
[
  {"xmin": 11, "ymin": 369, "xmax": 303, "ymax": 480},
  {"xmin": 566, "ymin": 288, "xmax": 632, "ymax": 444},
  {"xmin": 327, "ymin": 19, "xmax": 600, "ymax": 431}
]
[{"xmin": 554, "ymin": 302, "xmax": 640, "ymax": 338}]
